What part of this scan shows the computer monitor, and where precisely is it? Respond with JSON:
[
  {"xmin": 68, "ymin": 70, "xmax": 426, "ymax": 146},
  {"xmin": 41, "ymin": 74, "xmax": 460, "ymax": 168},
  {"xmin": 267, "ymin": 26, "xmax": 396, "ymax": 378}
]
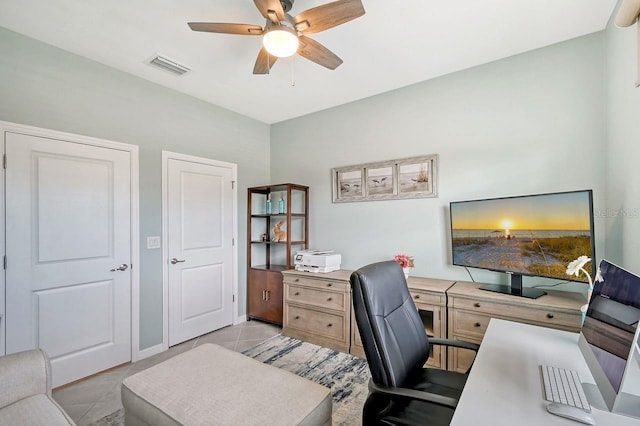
[
  {"xmin": 449, "ymin": 190, "xmax": 595, "ymax": 299},
  {"xmin": 578, "ymin": 259, "xmax": 640, "ymax": 418}
]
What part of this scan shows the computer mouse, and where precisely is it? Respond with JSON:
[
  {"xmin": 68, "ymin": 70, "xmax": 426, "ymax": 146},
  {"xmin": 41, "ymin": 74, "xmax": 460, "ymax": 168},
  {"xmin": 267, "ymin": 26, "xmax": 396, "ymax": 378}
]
[{"xmin": 546, "ymin": 402, "xmax": 596, "ymax": 425}]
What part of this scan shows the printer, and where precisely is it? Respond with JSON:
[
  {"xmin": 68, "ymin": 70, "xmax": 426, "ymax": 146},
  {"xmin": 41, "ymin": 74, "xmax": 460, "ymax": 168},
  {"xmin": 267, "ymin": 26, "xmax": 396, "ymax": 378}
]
[{"xmin": 294, "ymin": 250, "xmax": 341, "ymax": 273}]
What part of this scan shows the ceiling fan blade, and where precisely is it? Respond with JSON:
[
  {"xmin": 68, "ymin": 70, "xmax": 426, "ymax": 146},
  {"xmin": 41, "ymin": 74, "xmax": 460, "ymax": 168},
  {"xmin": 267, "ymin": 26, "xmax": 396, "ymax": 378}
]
[
  {"xmin": 293, "ymin": 0, "xmax": 365, "ymax": 35},
  {"xmin": 297, "ymin": 36, "xmax": 343, "ymax": 70},
  {"xmin": 253, "ymin": 47, "xmax": 279, "ymax": 74},
  {"xmin": 253, "ymin": 0, "xmax": 286, "ymax": 23},
  {"xmin": 188, "ymin": 22, "xmax": 263, "ymax": 35}
]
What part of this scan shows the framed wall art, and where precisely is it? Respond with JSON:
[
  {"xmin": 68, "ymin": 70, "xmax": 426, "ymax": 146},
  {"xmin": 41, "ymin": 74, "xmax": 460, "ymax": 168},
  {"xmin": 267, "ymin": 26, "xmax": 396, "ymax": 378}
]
[
  {"xmin": 331, "ymin": 154, "xmax": 438, "ymax": 202},
  {"xmin": 333, "ymin": 167, "xmax": 364, "ymax": 201},
  {"xmin": 366, "ymin": 166, "xmax": 394, "ymax": 197}
]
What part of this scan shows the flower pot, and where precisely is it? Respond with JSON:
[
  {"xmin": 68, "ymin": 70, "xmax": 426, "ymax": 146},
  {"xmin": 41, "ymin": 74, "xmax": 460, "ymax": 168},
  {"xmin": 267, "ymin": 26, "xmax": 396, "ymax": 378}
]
[{"xmin": 403, "ymin": 267, "xmax": 410, "ymax": 279}]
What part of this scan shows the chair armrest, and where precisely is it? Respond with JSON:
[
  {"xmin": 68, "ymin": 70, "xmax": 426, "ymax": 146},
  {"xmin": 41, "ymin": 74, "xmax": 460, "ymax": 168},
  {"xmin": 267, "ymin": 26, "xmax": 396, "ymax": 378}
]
[
  {"xmin": 0, "ymin": 349, "xmax": 51, "ymax": 409},
  {"xmin": 429, "ymin": 338, "xmax": 480, "ymax": 352},
  {"xmin": 429, "ymin": 338, "xmax": 480, "ymax": 374},
  {"xmin": 368, "ymin": 379, "xmax": 458, "ymax": 409}
]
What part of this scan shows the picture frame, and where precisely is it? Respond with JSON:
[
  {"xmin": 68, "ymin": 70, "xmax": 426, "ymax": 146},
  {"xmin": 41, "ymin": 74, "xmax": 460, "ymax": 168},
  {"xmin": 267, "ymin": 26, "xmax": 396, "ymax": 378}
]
[
  {"xmin": 397, "ymin": 157, "xmax": 434, "ymax": 198},
  {"xmin": 333, "ymin": 168, "xmax": 364, "ymax": 201},
  {"xmin": 366, "ymin": 166, "xmax": 395, "ymax": 198},
  {"xmin": 332, "ymin": 154, "xmax": 438, "ymax": 202}
]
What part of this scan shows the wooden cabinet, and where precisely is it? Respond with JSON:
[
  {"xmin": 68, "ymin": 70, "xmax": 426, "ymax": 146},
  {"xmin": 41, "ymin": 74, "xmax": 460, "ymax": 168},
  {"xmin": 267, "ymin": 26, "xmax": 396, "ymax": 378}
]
[
  {"xmin": 247, "ymin": 184, "xmax": 308, "ymax": 324},
  {"xmin": 447, "ymin": 281, "xmax": 585, "ymax": 373},
  {"xmin": 278, "ymin": 271, "xmax": 586, "ymax": 374},
  {"xmin": 247, "ymin": 269, "xmax": 284, "ymax": 324},
  {"xmin": 350, "ymin": 276, "xmax": 453, "ymax": 369},
  {"xmin": 282, "ymin": 269, "xmax": 352, "ymax": 352}
]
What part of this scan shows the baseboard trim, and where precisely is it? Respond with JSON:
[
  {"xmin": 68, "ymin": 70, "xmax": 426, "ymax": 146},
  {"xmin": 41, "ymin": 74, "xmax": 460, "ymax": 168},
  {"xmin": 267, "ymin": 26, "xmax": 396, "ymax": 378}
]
[
  {"xmin": 136, "ymin": 343, "xmax": 164, "ymax": 361},
  {"xmin": 138, "ymin": 317, "xmax": 246, "ymax": 361}
]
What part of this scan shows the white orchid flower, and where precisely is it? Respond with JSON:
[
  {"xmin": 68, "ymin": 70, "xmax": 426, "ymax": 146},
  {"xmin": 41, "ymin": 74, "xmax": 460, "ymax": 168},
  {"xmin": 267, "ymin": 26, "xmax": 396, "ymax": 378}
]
[
  {"xmin": 566, "ymin": 255, "xmax": 593, "ymax": 290},
  {"xmin": 567, "ymin": 256, "xmax": 595, "ymax": 315},
  {"xmin": 566, "ymin": 256, "xmax": 591, "ymax": 276}
]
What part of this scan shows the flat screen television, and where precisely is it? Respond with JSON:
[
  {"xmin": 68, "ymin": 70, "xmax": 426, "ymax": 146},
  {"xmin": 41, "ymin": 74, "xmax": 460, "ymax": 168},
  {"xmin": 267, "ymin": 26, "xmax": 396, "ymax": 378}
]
[
  {"xmin": 578, "ymin": 259, "xmax": 640, "ymax": 417},
  {"xmin": 449, "ymin": 190, "xmax": 595, "ymax": 299}
]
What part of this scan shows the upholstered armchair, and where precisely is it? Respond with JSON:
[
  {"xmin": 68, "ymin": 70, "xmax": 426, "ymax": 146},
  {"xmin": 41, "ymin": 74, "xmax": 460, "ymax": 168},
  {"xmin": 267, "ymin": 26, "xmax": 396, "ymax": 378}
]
[{"xmin": 0, "ymin": 349, "xmax": 76, "ymax": 425}]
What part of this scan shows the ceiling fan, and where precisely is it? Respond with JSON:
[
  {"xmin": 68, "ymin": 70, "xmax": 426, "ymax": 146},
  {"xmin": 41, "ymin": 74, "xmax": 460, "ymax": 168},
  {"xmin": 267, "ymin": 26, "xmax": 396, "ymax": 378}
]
[{"xmin": 188, "ymin": 0, "xmax": 365, "ymax": 74}]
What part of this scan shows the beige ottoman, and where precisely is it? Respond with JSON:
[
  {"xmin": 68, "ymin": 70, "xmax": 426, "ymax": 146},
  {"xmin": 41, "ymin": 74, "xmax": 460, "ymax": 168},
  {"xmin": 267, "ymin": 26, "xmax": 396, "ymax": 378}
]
[{"xmin": 121, "ymin": 343, "xmax": 332, "ymax": 426}]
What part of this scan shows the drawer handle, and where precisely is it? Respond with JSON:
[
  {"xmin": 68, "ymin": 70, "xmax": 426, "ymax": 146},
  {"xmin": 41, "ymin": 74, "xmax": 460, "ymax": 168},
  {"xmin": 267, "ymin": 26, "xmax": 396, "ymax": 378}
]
[
  {"xmin": 474, "ymin": 322, "xmax": 481, "ymax": 327},
  {"xmin": 474, "ymin": 303, "xmax": 481, "ymax": 308},
  {"xmin": 327, "ymin": 297, "xmax": 333, "ymax": 301},
  {"xmin": 327, "ymin": 323, "xmax": 333, "ymax": 327},
  {"xmin": 414, "ymin": 294, "xmax": 420, "ymax": 299},
  {"xmin": 295, "ymin": 278, "xmax": 299, "ymax": 282},
  {"xmin": 294, "ymin": 315, "xmax": 300, "ymax": 320},
  {"xmin": 327, "ymin": 283, "xmax": 332, "ymax": 287},
  {"xmin": 294, "ymin": 292, "xmax": 300, "ymax": 296},
  {"xmin": 547, "ymin": 313, "xmax": 554, "ymax": 319}
]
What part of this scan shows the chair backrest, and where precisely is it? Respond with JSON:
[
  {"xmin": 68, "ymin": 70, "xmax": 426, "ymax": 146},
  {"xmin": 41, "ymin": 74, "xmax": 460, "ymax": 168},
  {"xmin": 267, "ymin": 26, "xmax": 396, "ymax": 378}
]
[{"xmin": 350, "ymin": 261, "xmax": 430, "ymax": 388}]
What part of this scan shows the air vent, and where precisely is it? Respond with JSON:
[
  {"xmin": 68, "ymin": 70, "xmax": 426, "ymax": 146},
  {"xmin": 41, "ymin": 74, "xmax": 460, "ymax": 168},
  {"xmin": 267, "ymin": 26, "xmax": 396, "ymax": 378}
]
[{"xmin": 149, "ymin": 55, "xmax": 190, "ymax": 75}]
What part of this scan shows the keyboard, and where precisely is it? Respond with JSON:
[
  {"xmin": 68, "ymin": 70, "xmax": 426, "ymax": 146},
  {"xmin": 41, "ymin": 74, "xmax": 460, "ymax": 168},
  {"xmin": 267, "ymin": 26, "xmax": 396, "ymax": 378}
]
[{"xmin": 540, "ymin": 364, "xmax": 591, "ymax": 412}]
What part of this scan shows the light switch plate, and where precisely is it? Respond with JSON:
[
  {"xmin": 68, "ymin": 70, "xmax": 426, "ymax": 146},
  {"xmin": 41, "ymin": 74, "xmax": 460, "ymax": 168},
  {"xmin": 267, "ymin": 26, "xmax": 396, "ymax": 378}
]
[{"xmin": 147, "ymin": 236, "xmax": 161, "ymax": 249}]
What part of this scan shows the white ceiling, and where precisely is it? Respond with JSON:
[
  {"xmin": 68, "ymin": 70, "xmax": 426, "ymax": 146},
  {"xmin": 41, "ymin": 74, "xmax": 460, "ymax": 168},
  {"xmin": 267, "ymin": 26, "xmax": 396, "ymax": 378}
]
[{"xmin": 0, "ymin": 0, "xmax": 618, "ymax": 124}]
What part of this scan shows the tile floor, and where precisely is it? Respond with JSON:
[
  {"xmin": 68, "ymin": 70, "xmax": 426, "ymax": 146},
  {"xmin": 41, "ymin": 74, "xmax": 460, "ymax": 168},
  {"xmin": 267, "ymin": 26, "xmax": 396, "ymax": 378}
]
[{"xmin": 52, "ymin": 320, "xmax": 281, "ymax": 426}]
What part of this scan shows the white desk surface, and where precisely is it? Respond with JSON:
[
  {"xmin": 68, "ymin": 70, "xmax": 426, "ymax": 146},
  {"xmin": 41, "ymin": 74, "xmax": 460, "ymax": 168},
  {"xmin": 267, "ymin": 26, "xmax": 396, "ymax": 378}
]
[{"xmin": 451, "ymin": 318, "xmax": 640, "ymax": 426}]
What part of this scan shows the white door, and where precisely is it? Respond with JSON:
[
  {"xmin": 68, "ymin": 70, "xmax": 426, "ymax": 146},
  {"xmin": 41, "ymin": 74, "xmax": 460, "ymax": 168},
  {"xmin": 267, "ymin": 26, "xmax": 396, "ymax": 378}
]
[
  {"xmin": 5, "ymin": 131, "xmax": 132, "ymax": 387},
  {"xmin": 166, "ymin": 156, "xmax": 235, "ymax": 346}
]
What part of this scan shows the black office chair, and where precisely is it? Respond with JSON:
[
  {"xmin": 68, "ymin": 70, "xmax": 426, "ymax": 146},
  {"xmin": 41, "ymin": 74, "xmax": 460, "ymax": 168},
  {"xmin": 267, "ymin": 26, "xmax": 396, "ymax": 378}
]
[{"xmin": 350, "ymin": 261, "xmax": 480, "ymax": 425}]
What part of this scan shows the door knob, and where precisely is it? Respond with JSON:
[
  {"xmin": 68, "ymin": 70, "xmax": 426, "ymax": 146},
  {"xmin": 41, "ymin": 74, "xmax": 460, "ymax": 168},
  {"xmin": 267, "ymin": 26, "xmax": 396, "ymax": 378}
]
[
  {"xmin": 170, "ymin": 258, "xmax": 186, "ymax": 264},
  {"xmin": 110, "ymin": 264, "xmax": 129, "ymax": 272}
]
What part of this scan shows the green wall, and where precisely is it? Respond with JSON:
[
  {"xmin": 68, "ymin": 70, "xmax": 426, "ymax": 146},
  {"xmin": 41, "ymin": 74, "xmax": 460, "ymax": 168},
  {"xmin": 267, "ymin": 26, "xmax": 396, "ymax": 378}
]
[
  {"xmin": 605, "ymin": 14, "xmax": 640, "ymax": 275},
  {"xmin": 0, "ymin": 27, "xmax": 271, "ymax": 350},
  {"xmin": 271, "ymin": 33, "xmax": 608, "ymax": 294}
]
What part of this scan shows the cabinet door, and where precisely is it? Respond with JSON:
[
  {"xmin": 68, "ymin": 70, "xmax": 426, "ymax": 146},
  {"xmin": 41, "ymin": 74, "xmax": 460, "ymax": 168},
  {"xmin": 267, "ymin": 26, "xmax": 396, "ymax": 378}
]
[
  {"xmin": 247, "ymin": 270, "xmax": 266, "ymax": 320},
  {"xmin": 417, "ymin": 305, "xmax": 444, "ymax": 369},
  {"xmin": 247, "ymin": 269, "xmax": 283, "ymax": 324},
  {"xmin": 264, "ymin": 271, "xmax": 283, "ymax": 323},
  {"xmin": 350, "ymin": 309, "xmax": 366, "ymax": 358},
  {"xmin": 448, "ymin": 336, "xmax": 481, "ymax": 373}
]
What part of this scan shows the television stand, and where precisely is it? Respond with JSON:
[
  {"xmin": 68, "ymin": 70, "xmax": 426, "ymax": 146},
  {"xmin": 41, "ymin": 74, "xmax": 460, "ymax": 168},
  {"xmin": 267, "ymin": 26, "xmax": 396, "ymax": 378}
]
[
  {"xmin": 479, "ymin": 273, "xmax": 546, "ymax": 299},
  {"xmin": 447, "ymin": 282, "xmax": 584, "ymax": 373}
]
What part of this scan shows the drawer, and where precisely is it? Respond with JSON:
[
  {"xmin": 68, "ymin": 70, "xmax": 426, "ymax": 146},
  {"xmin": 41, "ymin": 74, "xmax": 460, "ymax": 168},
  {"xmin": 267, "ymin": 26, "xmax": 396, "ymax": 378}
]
[
  {"xmin": 452, "ymin": 298, "xmax": 579, "ymax": 329},
  {"xmin": 283, "ymin": 276, "xmax": 349, "ymax": 293},
  {"xmin": 285, "ymin": 305, "xmax": 347, "ymax": 342},
  {"xmin": 409, "ymin": 290, "xmax": 443, "ymax": 306},
  {"xmin": 286, "ymin": 284, "xmax": 347, "ymax": 311},
  {"xmin": 452, "ymin": 310, "xmax": 491, "ymax": 340}
]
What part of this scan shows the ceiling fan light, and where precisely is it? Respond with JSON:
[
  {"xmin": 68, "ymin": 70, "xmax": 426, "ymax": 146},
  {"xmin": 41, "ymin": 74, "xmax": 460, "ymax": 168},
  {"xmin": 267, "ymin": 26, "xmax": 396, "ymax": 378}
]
[{"xmin": 263, "ymin": 27, "xmax": 299, "ymax": 58}]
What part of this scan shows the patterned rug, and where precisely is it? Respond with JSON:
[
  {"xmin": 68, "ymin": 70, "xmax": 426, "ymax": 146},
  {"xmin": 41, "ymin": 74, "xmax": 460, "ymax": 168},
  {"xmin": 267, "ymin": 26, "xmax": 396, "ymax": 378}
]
[
  {"xmin": 243, "ymin": 335, "xmax": 370, "ymax": 425},
  {"xmin": 91, "ymin": 335, "xmax": 370, "ymax": 425}
]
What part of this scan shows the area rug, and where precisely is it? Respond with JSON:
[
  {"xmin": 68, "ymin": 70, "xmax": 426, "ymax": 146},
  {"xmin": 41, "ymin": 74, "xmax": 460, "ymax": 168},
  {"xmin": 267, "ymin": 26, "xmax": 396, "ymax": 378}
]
[
  {"xmin": 242, "ymin": 335, "xmax": 370, "ymax": 425},
  {"xmin": 90, "ymin": 335, "xmax": 370, "ymax": 425}
]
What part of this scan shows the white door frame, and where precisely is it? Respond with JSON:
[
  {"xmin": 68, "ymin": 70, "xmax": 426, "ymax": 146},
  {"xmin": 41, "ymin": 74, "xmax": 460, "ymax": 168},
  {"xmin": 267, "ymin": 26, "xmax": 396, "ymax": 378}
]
[
  {"xmin": 0, "ymin": 120, "xmax": 141, "ymax": 361},
  {"xmin": 161, "ymin": 151, "xmax": 238, "ymax": 351}
]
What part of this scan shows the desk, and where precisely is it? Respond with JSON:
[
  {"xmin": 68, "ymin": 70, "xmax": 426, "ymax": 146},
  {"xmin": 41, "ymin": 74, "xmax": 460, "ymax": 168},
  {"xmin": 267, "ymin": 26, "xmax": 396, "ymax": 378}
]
[{"xmin": 451, "ymin": 318, "xmax": 640, "ymax": 425}]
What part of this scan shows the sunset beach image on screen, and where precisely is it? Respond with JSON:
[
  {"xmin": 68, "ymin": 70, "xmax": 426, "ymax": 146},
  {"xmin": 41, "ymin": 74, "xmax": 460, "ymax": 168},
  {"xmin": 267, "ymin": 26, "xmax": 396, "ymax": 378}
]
[{"xmin": 450, "ymin": 191, "xmax": 594, "ymax": 281}]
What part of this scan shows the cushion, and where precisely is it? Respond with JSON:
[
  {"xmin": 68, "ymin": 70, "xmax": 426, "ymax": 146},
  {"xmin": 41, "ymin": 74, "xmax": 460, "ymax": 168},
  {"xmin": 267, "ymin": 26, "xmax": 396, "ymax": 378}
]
[
  {"xmin": 122, "ymin": 343, "xmax": 332, "ymax": 426},
  {"xmin": 0, "ymin": 394, "xmax": 75, "ymax": 425}
]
